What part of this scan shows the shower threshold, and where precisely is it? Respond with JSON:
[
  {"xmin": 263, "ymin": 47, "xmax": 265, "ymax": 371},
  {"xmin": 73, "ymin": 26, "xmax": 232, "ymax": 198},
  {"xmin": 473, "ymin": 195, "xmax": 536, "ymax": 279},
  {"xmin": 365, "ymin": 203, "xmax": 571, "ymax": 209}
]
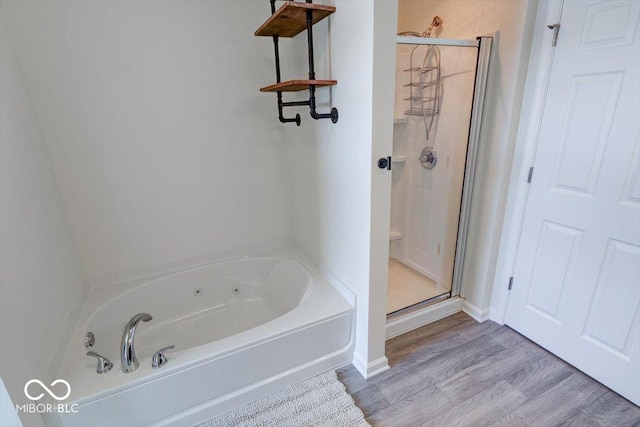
[{"xmin": 387, "ymin": 292, "xmax": 451, "ymax": 319}]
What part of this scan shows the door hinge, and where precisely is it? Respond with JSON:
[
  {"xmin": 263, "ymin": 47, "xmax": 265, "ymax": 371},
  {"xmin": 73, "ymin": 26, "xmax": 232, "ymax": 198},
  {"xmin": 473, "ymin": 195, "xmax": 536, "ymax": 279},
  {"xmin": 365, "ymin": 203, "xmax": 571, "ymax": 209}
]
[
  {"xmin": 527, "ymin": 167, "xmax": 534, "ymax": 183},
  {"xmin": 547, "ymin": 23, "xmax": 560, "ymax": 47},
  {"xmin": 508, "ymin": 277, "xmax": 514, "ymax": 290}
]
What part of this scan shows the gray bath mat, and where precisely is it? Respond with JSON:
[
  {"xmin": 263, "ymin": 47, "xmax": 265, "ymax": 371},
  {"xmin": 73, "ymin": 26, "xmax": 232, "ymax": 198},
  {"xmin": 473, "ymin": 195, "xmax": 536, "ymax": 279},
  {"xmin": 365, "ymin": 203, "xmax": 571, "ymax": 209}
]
[{"xmin": 195, "ymin": 371, "xmax": 370, "ymax": 427}]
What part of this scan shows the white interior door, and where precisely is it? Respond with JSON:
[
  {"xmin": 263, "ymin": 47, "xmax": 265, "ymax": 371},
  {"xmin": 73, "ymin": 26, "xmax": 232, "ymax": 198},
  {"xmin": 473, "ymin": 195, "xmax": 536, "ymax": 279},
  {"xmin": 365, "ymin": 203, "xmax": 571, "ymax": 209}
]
[{"xmin": 505, "ymin": 0, "xmax": 640, "ymax": 405}]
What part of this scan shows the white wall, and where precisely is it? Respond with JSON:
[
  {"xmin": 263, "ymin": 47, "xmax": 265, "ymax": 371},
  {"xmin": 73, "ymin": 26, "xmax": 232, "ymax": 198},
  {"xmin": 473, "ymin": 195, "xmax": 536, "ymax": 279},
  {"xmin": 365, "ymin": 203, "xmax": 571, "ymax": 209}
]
[
  {"xmin": 3, "ymin": 0, "xmax": 393, "ymax": 385},
  {"xmin": 398, "ymin": 0, "xmax": 538, "ymax": 319},
  {"xmin": 285, "ymin": 0, "xmax": 396, "ymax": 376},
  {"xmin": 369, "ymin": 0, "xmax": 398, "ymax": 371},
  {"xmin": 286, "ymin": 0, "xmax": 377, "ymax": 372},
  {"xmin": 0, "ymin": 25, "xmax": 85, "ymax": 427},
  {"xmin": 2, "ymin": 0, "xmax": 291, "ymax": 281}
]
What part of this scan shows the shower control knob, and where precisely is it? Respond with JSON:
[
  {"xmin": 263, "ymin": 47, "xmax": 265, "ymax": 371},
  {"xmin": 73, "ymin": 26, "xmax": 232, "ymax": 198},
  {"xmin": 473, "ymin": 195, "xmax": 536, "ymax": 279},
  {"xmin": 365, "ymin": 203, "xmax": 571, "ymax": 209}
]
[
  {"xmin": 378, "ymin": 157, "xmax": 391, "ymax": 170},
  {"xmin": 419, "ymin": 148, "xmax": 437, "ymax": 169}
]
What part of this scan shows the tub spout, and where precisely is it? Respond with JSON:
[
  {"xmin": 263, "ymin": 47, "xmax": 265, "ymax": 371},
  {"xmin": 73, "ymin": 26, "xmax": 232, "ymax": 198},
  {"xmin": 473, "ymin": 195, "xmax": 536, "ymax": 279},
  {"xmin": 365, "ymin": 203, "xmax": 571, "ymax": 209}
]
[{"xmin": 121, "ymin": 313, "xmax": 152, "ymax": 373}]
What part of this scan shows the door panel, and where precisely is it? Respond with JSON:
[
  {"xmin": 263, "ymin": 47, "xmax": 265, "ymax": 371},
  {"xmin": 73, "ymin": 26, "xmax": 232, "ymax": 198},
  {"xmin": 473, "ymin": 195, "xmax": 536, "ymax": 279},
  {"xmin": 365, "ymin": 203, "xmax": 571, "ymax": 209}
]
[
  {"xmin": 525, "ymin": 221, "xmax": 583, "ymax": 323},
  {"xmin": 551, "ymin": 72, "xmax": 622, "ymax": 195},
  {"xmin": 583, "ymin": 239, "xmax": 639, "ymax": 357},
  {"xmin": 505, "ymin": 0, "xmax": 640, "ymax": 405}
]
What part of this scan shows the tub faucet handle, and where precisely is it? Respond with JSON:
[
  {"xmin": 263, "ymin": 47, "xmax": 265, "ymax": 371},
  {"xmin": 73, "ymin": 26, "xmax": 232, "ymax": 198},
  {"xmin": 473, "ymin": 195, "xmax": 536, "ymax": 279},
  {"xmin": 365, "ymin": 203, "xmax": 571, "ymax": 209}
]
[
  {"xmin": 86, "ymin": 351, "xmax": 113, "ymax": 374},
  {"xmin": 151, "ymin": 345, "xmax": 175, "ymax": 369}
]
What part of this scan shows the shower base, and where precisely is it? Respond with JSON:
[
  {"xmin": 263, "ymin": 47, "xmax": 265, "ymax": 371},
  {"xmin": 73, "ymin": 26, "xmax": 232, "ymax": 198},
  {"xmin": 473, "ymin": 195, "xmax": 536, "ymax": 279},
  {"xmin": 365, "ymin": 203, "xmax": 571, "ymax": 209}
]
[{"xmin": 387, "ymin": 258, "xmax": 450, "ymax": 314}]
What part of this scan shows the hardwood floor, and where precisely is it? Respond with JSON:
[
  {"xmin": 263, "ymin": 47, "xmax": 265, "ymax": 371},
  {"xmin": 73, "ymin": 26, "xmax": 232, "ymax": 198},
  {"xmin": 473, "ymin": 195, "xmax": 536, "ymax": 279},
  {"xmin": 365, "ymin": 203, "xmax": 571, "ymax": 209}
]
[{"xmin": 337, "ymin": 312, "xmax": 640, "ymax": 427}]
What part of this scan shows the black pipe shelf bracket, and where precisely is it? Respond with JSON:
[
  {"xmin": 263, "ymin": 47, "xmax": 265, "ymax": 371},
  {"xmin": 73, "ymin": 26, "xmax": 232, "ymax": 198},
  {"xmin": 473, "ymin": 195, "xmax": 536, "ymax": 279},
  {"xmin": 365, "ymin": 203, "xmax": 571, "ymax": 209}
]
[{"xmin": 255, "ymin": 0, "xmax": 339, "ymax": 126}]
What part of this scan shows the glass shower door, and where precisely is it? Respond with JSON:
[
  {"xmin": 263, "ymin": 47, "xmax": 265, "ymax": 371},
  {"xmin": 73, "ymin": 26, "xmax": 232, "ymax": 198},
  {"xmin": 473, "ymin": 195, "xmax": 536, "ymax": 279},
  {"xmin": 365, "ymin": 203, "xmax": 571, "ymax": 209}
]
[{"xmin": 387, "ymin": 37, "xmax": 492, "ymax": 316}]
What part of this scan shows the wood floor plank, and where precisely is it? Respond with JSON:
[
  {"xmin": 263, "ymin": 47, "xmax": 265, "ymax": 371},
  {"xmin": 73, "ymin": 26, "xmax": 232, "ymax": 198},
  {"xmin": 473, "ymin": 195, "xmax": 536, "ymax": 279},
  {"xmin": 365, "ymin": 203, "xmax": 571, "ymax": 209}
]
[
  {"xmin": 559, "ymin": 410, "xmax": 601, "ymax": 427},
  {"xmin": 375, "ymin": 315, "xmax": 489, "ymax": 386},
  {"xmin": 367, "ymin": 385, "xmax": 453, "ymax": 427},
  {"xmin": 454, "ymin": 318, "xmax": 502, "ymax": 341},
  {"xmin": 506, "ymin": 354, "xmax": 576, "ymax": 399},
  {"xmin": 489, "ymin": 412, "xmax": 530, "ymax": 427},
  {"xmin": 488, "ymin": 326, "xmax": 526, "ymax": 348},
  {"xmin": 340, "ymin": 312, "xmax": 639, "ymax": 427},
  {"xmin": 386, "ymin": 329, "xmax": 467, "ymax": 366},
  {"xmin": 515, "ymin": 372, "xmax": 607, "ymax": 426},
  {"xmin": 421, "ymin": 380, "xmax": 528, "ymax": 427},
  {"xmin": 582, "ymin": 390, "xmax": 640, "ymax": 427},
  {"xmin": 431, "ymin": 337, "xmax": 507, "ymax": 383},
  {"xmin": 374, "ymin": 365, "xmax": 437, "ymax": 405},
  {"xmin": 459, "ymin": 338, "xmax": 547, "ymax": 378},
  {"xmin": 336, "ymin": 365, "xmax": 370, "ymax": 395},
  {"xmin": 385, "ymin": 312, "xmax": 473, "ymax": 354},
  {"xmin": 436, "ymin": 340, "xmax": 548, "ymax": 403},
  {"xmin": 376, "ymin": 335, "xmax": 504, "ymax": 404},
  {"xmin": 350, "ymin": 385, "xmax": 390, "ymax": 418}
]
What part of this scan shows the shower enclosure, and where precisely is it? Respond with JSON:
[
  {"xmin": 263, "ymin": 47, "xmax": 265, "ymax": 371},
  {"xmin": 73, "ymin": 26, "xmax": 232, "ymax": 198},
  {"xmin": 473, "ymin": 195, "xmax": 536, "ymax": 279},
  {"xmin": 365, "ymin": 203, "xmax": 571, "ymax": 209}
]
[{"xmin": 387, "ymin": 35, "xmax": 492, "ymax": 316}]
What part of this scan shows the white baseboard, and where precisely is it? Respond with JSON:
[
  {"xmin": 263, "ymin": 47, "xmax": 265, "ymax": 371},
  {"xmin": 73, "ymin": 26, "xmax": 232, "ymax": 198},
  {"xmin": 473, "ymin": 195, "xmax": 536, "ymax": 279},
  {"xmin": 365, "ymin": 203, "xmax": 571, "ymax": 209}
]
[
  {"xmin": 386, "ymin": 297, "xmax": 464, "ymax": 339},
  {"xmin": 462, "ymin": 300, "xmax": 491, "ymax": 323},
  {"xmin": 352, "ymin": 352, "xmax": 390, "ymax": 379}
]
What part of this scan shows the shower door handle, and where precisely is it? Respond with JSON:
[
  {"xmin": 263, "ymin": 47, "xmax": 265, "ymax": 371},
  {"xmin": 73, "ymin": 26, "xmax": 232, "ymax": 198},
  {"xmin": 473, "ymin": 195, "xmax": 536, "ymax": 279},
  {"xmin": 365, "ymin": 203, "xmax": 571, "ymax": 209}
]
[{"xmin": 378, "ymin": 156, "xmax": 391, "ymax": 170}]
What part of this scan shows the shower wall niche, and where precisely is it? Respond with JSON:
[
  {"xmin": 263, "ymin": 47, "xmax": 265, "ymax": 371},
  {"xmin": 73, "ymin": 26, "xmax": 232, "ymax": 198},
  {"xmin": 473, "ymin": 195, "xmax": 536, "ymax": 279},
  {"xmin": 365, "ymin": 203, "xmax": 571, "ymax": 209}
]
[{"xmin": 387, "ymin": 41, "xmax": 480, "ymax": 314}]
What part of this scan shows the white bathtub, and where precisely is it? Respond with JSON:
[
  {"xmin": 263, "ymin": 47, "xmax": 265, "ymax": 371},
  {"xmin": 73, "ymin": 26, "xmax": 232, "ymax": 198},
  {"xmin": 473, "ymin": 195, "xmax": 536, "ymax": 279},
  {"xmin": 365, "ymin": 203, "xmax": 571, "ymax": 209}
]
[{"xmin": 46, "ymin": 246, "xmax": 354, "ymax": 426}]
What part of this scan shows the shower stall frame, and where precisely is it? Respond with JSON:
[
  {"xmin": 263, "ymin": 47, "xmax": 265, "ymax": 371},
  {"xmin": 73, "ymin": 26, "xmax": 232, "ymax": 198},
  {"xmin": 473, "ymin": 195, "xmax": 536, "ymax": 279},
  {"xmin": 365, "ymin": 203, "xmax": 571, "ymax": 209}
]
[{"xmin": 390, "ymin": 35, "xmax": 493, "ymax": 315}]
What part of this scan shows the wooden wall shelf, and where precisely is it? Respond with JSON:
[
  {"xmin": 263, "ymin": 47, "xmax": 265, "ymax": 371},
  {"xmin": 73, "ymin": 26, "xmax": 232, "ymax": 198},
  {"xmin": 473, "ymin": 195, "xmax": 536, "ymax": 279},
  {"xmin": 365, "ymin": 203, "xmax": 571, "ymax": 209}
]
[
  {"xmin": 255, "ymin": 2, "xmax": 335, "ymax": 38},
  {"xmin": 260, "ymin": 79, "xmax": 337, "ymax": 93},
  {"xmin": 257, "ymin": 1, "xmax": 338, "ymax": 125}
]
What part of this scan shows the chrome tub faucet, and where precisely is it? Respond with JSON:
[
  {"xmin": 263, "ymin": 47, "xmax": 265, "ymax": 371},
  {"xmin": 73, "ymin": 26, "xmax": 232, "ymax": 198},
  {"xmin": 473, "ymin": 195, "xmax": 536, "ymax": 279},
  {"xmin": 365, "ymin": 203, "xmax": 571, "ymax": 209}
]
[{"xmin": 121, "ymin": 313, "xmax": 152, "ymax": 373}]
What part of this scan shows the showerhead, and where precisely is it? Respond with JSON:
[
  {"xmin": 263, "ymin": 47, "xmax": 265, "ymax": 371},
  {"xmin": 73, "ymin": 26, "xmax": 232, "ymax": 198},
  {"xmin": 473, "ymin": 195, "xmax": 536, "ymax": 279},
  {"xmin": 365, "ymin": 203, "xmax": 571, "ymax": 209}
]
[{"xmin": 423, "ymin": 16, "xmax": 442, "ymax": 38}]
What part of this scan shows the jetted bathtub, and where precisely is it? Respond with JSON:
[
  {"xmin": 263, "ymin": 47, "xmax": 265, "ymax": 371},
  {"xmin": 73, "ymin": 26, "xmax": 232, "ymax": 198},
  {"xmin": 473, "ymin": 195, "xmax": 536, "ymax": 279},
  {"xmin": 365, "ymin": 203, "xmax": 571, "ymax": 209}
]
[{"xmin": 46, "ymin": 246, "xmax": 354, "ymax": 426}]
